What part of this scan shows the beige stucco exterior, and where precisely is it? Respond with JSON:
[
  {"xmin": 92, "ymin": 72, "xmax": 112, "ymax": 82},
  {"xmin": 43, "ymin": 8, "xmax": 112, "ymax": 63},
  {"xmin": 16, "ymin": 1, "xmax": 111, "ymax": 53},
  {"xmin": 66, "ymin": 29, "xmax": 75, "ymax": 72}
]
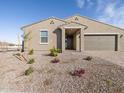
[{"xmin": 21, "ymin": 15, "xmax": 124, "ymax": 52}]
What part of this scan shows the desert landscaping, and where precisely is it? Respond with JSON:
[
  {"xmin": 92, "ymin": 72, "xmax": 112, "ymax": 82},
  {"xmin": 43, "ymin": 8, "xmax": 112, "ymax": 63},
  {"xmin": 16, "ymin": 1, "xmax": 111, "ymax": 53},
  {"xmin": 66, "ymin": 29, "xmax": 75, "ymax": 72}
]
[{"xmin": 0, "ymin": 51, "xmax": 124, "ymax": 93}]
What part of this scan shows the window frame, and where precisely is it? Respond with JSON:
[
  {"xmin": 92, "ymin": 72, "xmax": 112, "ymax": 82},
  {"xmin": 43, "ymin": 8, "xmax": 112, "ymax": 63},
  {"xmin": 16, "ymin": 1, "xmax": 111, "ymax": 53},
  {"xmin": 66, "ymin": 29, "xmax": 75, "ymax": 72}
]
[{"xmin": 40, "ymin": 30, "xmax": 48, "ymax": 44}]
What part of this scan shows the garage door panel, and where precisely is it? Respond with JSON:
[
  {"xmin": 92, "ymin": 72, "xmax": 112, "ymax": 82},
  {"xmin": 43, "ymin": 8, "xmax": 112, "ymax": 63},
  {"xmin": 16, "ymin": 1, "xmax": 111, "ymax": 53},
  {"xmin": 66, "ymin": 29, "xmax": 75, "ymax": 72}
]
[{"xmin": 84, "ymin": 35, "xmax": 117, "ymax": 51}]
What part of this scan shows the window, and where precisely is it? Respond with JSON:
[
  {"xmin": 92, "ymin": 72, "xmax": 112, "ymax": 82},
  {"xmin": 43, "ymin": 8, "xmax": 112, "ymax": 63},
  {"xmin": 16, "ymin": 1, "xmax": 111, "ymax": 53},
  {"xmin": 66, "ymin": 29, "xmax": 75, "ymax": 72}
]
[{"xmin": 40, "ymin": 31, "xmax": 48, "ymax": 44}]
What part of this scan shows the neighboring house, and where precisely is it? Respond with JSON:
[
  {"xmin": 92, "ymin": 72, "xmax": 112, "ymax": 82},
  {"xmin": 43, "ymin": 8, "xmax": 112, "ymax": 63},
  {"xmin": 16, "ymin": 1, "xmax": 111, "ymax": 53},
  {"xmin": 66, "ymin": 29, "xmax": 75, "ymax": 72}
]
[
  {"xmin": 21, "ymin": 15, "xmax": 124, "ymax": 52},
  {"xmin": 0, "ymin": 41, "xmax": 20, "ymax": 51}
]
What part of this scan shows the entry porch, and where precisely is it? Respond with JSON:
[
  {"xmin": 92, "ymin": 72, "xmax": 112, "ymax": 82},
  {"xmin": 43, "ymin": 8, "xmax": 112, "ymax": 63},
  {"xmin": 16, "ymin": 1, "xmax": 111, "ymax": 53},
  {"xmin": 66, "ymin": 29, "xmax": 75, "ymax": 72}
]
[{"xmin": 58, "ymin": 22, "xmax": 87, "ymax": 52}]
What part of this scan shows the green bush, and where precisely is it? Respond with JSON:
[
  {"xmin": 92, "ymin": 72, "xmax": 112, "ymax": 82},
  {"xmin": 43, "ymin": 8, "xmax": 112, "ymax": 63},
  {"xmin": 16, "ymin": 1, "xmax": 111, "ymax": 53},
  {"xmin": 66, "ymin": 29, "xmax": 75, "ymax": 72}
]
[
  {"xmin": 56, "ymin": 49, "xmax": 61, "ymax": 53},
  {"xmin": 25, "ymin": 67, "xmax": 34, "ymax": 76},
  {"xmin": 50, "ymin": 48, "xmax": 58, "ymax": 56},
  {"xmin": 106, "ymin": 79, "xmax": 113, "ymax": 86},
  {"xmin": 50, "ymin": 51, "xmax": 58, "ymax": 57},
  {"xmin": 27, "ymin": 58, "xmax": 35, "ymax": 64},
  {"xmin": 28, "ymin": 49, "xmax": 34, "ymax": 55},
  {"xmin": 50, "ymin": 48, "xmax": 61, "ymax": 56}
]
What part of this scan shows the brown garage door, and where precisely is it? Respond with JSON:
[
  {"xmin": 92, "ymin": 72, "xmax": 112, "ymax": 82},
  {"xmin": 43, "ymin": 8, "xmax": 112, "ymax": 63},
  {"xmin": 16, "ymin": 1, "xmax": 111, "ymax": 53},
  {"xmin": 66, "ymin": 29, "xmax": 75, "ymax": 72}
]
[{"xmin": 84, "ymin": 34, "xmax": 118, "ymax": 51}]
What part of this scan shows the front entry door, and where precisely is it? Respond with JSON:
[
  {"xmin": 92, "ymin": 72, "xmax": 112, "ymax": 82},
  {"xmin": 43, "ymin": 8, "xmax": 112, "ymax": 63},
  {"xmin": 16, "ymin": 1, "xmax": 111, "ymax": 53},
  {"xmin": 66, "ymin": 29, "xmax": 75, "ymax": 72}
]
[{"xmin": 65, "ymin": 36, "xmax": 73, "ymax": 49}]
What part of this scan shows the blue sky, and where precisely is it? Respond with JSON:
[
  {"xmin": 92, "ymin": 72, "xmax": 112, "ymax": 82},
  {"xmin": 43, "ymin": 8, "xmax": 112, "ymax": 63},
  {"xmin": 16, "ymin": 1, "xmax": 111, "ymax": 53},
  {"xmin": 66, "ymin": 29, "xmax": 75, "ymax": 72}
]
[{"xmin": 0, "ymin": 0, "xmax": 124, "ymax": 44}]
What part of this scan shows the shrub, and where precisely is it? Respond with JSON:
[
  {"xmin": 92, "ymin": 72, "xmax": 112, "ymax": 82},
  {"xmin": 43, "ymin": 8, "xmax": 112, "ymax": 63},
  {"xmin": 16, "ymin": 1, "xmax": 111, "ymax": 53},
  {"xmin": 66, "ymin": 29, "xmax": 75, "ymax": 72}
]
[
  {"xmin": 50, "ymin": 48, "xmax": 61, "ymax": 56},
  {"xmin": 25, "ymin": 67, "xmax": 34, "ymax": 76},
  {"xmin": 51, "ymin": 58, "xmax": 60, "ymax": 63},
  {"xmin": 51, "ymin": 51, "xmax": 58, "ymax": 57},
  {"xmin": 69, "ymin": 68, "xmax": 85, "ymax": 77},
  {"xmin": 83, "ymin": 56, "xmax": 92, "ymax": 61},
  {"xmin": 28, "ymin": 49, "xmax": 34, "ymax": 55},
  {"xmin": 56, "ymin": 49, "xmax": 61, "ymax": 53},
  {"xmin": 50, "ymin": 47, "xmax": 56, "ymax": 52},
  {"xmin": 27, "ymin": 58, "xmax": 35, "ymax": 64},
  {"xmin": 106, "ymin": 79, "xmax": 113, "ymax": 86},
  {"xmin": 50, "ymin": 48, "xmax": 58, "ymax": 56}
]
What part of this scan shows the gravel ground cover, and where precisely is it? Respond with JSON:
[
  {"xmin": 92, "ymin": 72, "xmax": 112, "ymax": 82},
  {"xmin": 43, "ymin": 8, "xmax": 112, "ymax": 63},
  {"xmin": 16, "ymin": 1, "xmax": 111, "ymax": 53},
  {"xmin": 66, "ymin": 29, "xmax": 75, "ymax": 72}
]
[{"xmin": 0, "ymin": 51, "xmax": 124, "ymax": 93}]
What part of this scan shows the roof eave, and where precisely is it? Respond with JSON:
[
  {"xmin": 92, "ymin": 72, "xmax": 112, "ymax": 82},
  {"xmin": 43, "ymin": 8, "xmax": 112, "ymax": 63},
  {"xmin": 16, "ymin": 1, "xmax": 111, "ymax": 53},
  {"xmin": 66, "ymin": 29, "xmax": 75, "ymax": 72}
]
[
  {"xmin": 58, "ymin": 21, "xmax": 88, "ymax": 30},
  {"xmin": 21, "ymin": 17, "xmax": 67, "ymax": 31},
  {"xmin": 65, "ymin": 14, "xmax": 124, "ymax": 31}
]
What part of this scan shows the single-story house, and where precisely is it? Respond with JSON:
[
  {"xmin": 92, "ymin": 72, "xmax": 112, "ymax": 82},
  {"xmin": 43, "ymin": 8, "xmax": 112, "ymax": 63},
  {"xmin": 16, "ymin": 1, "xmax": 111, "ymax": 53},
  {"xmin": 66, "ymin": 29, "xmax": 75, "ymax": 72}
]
[{"xmin": 21, "ymin": 15, "xmax": 124, "ymax": 52}]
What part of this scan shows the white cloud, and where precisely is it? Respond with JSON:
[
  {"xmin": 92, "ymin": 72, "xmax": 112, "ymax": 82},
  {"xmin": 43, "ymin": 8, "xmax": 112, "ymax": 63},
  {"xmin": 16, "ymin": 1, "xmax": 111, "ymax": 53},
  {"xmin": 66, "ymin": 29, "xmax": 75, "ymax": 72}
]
[
  {"xmin": 104, "ymin": 4, "xmax": 115, "ymax": 17},
  {"xmin": 76, "ymin": 0, "xmax": 93, "ymax": 8},
  {"xmin": 76, "ymin": 0, "xmax": 85, "ymax": 8},
  {"xmin": 75, "ymin": 0, "xmax": 124, "ymax": 28},
  {"xmin": 97, "ymin": 3, "xmax": 124, "ymax": 28}
]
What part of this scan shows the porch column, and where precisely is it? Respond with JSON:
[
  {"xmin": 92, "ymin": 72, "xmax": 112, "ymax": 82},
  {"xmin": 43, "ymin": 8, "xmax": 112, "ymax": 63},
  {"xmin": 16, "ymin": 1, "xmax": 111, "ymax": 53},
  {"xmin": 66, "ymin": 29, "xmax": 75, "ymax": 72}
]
[
  {"xmin": 80, "ymin": 28, "xmax": 84, "ymax": 52},
  {"xmin": 62, "ymin": 28, "xmax": 65, "ymax": 52}
]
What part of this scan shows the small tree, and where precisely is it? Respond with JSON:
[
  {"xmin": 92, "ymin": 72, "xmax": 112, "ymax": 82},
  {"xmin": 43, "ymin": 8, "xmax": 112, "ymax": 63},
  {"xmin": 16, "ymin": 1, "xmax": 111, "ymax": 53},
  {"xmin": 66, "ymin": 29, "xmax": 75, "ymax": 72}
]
[
  {"xmin": 28, "ymin": 49, "xmax": 34, "ymax": 55},
  {"xmin": 14, "ymin": 31, "xmax": 34, "ymax": 62},
  {"xmin": 25, "ymin": 67, "xmax": 34, "ymax": 76},
  {"xmin": 23, "ymin": 31, "xmax": 32, "ymax": 51},
  {"xmin": 23, "ymin": 32, "xmax": 35, "ymax": 75}
]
